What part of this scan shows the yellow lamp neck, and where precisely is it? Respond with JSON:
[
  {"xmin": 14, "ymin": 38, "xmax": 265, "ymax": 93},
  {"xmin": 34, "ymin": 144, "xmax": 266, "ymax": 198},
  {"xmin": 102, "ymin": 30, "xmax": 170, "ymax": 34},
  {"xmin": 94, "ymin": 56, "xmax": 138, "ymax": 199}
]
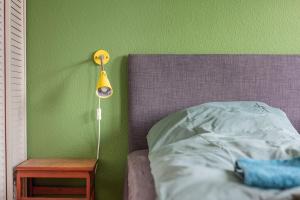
[{"xmin": 99, "ymin": 55, "xmax": 105, "ymax": 71}]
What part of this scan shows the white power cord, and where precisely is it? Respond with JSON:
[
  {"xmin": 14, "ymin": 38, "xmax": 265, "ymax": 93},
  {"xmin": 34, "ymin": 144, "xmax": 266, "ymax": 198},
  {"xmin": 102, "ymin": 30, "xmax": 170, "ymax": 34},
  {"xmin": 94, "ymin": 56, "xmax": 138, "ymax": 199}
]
[
  {"xmin": 95, "ymin": 98, "xmax": 101, "ymax": 173},
  {"xmin": 96, "ymin": 98, "xmax": 101, "ymax": 160}
]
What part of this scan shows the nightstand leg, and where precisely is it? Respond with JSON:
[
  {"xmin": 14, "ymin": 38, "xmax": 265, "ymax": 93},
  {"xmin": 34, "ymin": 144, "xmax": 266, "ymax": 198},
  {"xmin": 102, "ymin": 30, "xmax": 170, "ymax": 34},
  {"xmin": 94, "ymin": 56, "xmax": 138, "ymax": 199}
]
[
  {"xmin": 16, "ymin": 172, "xmax": 22, "ymax": 199},
  {"xmin": 86, "ymin": 174, "xmax": 91, "ymax": 200}
]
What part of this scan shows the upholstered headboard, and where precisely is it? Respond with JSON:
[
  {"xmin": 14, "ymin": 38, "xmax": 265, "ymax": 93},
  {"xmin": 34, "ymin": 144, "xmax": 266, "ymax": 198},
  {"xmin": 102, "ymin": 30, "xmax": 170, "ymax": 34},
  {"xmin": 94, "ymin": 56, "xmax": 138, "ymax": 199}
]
[{"xmin": 128, "ymin": 54, "xmax": 300, "ymax": 152}]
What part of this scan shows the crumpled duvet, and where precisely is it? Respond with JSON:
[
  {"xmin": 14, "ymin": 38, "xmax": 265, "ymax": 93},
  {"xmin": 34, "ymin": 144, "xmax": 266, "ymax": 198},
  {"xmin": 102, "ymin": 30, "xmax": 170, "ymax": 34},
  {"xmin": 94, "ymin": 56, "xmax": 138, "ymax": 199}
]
[{"xmin": 147, "ymin": 101, "xmax": 300, "ymax": 200}]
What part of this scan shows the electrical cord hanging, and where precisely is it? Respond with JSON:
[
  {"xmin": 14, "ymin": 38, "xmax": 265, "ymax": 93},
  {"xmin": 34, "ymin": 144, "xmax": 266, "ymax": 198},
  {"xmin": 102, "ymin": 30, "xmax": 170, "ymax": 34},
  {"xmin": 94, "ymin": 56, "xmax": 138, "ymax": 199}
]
[
  {"xmin": 95, "ymin": 64, "xmax": 102, "ymax": 173},
  {"xmin": 96, "ymin": 98, "xmax": 101, "ymax": 161},
  {"xmin": 94, "ymin": 98, "xmax": 101, "ymax": 173}
]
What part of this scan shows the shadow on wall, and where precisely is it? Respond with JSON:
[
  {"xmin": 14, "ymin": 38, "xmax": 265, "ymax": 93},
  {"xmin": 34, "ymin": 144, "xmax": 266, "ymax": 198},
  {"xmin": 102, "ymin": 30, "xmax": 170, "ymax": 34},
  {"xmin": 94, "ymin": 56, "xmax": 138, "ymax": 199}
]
[
  {"xmin": 38, "ymin": 57, "xmax": 92, "ymax": 112},
  {"xmin": 96, "ymin": 55, "xmax": 129, "ymax": 199},
  {"xmin": 92, "ymin": 55, "xmax": 128, "ymax": 157}
]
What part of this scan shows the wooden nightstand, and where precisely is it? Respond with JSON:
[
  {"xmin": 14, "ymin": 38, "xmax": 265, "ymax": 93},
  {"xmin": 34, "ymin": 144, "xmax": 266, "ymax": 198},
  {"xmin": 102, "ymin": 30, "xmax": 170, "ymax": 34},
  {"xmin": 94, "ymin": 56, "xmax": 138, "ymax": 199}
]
[{"xmin": 15, "ymin": 159, "xmax": 97, "ymax": 200}]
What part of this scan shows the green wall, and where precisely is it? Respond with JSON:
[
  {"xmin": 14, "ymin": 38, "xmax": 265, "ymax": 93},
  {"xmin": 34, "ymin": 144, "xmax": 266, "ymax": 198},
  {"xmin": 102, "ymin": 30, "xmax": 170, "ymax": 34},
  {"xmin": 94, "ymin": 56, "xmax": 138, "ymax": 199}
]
[{"xmin": 27, "ymin": 0, "xmax": 300, "ymax": 199}]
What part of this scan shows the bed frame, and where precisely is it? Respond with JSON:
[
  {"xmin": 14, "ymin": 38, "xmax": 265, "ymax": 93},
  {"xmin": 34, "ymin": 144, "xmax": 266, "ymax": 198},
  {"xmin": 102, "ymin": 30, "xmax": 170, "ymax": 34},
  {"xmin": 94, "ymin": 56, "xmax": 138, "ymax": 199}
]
[{"xmin": 125, "ymin": 54, "xmax": 300, "ymax": 199}]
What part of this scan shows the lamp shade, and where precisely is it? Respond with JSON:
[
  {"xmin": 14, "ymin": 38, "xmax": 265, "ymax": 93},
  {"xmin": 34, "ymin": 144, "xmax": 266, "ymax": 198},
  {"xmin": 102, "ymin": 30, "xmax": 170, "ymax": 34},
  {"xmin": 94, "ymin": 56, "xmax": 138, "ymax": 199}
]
[{"xmin": 96, "ymin": 70, "xmax": 113, "ymax": 98}]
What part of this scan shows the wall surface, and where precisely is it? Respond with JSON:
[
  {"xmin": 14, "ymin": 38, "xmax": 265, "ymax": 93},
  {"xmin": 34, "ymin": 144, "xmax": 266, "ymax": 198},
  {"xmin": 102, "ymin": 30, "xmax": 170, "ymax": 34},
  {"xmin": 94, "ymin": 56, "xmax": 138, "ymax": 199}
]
[{"xmin": 27, "ymin": 0, "xmax": 300, "ymax": 199}]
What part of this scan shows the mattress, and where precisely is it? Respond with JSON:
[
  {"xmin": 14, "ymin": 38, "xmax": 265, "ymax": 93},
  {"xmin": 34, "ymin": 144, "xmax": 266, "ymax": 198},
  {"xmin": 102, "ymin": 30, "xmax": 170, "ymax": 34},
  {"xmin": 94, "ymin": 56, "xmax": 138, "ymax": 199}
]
[{"xmin": 127, "ymin": 149, "xmax": 155, "ymax": 200}]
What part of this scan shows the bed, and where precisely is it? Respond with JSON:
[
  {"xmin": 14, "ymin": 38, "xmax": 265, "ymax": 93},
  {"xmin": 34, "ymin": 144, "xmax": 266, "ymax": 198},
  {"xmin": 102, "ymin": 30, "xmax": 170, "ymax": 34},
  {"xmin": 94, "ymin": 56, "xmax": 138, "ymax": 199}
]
[{"xmin": 124, "ymin": 54, "xmax": 300, "ymax": 200}]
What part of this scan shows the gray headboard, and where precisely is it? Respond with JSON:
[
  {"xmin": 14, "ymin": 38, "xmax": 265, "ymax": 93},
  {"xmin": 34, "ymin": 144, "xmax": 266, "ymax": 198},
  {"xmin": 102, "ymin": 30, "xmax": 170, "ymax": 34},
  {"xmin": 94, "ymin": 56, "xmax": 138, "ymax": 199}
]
[{"xmin": 128, "ymin": 54, "xmax": 300, "ymax": 152}]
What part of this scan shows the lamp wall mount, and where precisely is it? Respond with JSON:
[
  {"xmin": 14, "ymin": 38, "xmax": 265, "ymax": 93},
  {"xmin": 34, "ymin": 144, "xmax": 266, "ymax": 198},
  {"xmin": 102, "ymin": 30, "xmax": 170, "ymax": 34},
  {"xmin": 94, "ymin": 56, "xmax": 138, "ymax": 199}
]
[{"xmin": 93, "ymin": 49, "xmax": 110, "ymax": 65}]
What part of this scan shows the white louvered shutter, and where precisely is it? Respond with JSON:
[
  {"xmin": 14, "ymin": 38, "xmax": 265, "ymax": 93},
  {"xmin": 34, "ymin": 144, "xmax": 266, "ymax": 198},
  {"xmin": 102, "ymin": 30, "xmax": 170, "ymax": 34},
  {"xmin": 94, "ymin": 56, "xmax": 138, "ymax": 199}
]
[
  {"xmin": 0, "ymin": 0, "xmax": 6, "ymax": 199},
  {"xmin": 5, "ymin": 0, "xmax": 26, "ymax": 199},
  {"xmin": 0, "ymin": 0, "xmax": 26, "ymax": 199}
]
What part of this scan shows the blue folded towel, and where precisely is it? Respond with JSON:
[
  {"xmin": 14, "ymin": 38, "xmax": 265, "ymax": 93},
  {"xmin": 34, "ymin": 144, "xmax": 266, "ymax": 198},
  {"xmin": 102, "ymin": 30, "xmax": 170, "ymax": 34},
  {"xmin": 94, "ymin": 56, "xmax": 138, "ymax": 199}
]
[{"xmin": 235, "ymin": 157, "xmax": 300, "ymax": 189}]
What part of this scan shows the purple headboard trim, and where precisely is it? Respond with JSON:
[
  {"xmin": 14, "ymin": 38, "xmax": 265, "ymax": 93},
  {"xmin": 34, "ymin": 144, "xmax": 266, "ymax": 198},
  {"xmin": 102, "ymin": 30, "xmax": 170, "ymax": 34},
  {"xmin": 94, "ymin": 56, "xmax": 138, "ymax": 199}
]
[{"xmin": 128, "ymin": 54, "xmax": 300, "ymax": 152}]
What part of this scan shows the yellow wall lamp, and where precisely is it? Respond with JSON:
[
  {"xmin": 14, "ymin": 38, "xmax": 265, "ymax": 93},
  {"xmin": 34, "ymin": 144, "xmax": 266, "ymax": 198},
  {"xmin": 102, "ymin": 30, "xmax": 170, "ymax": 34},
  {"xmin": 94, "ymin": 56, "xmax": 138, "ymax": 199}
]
[
  {"xmin": 93, "ymin": 49, "xmax": 113, "ymax": 98},
  {"xmin": 93, "ymin": 49, "xmax": 113, "ymax": 166}
]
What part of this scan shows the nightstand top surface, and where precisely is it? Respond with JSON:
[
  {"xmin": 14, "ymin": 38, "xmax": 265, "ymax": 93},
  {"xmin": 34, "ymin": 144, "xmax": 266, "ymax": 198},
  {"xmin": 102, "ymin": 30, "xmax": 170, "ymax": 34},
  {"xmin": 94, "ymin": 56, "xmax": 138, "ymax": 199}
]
[{"xmin": 16, "ymin": 159, "xmax": 97, "ymax": 172}]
